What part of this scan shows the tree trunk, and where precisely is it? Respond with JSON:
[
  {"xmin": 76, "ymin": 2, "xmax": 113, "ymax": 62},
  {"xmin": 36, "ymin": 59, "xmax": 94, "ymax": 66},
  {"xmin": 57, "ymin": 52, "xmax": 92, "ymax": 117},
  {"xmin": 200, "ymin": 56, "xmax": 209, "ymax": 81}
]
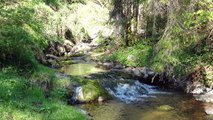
[
  {"xmin": 152, "ymin": 2, "xmax": 157, "ymax": 37},
  {"xmin": 133, "ymin": 1, "xmax": 139, "ymax": 35}
]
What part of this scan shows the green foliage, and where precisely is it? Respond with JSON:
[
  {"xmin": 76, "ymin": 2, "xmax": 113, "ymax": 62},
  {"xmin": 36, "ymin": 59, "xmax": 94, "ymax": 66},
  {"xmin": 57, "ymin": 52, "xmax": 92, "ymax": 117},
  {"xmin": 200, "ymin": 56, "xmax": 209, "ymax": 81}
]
[
  {"xmin": 67, "ymin": 1, "xmax": 109, "ymax": 42},
  {"xmin": 81, "ymin": 80, "xmax": 104, "ymax": 102},
  {"xmin": 108, "ymin": 42, "xmax": 153, "ymax": 67},
  {"xmin": 108, "ymin": 0, "xmax": 212, "ymax": 77},
  {"xmin": 0, "ymin": 1, "xmax": 49, "ymax": 68},
  {"xmin": 147, "ymin": 0, "xmax": 213, "ymax": 76},
  {"xmin": 45, "ymin": 0, "xmax": 61, "ymax": 6},
  {"xmin": 52, "ymin": 75, "xmax": 73, "ymax": 100},
  {"xmin": 29, "ymin": 65, "xmax": 56, "ymax": 96},
  {"xmin": 46, "ymin": 102, "xmax": 86, "ymax": 120},
  {"xmin": 0, "ymin": 66, "xmax": 87, "ymax": 120}
]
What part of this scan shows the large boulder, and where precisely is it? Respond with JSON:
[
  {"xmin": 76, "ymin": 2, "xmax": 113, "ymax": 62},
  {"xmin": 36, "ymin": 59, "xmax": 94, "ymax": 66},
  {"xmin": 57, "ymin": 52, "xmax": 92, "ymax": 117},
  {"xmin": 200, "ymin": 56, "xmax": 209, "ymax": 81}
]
[
  {"xmin": 195, "ymin": 90, "xmax": 213, "ymax": 103},
  {"xmin": 73, "ymin": 80, "xmax": 109, "ymax": 103}
]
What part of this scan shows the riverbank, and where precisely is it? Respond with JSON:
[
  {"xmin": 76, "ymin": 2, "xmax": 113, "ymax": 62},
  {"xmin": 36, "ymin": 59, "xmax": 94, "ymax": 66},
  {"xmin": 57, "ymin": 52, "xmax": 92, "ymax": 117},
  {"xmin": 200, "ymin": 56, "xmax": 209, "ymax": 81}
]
[{"xmin": 0, "ymin": 65, "xmax": 87, "ymax": 120}]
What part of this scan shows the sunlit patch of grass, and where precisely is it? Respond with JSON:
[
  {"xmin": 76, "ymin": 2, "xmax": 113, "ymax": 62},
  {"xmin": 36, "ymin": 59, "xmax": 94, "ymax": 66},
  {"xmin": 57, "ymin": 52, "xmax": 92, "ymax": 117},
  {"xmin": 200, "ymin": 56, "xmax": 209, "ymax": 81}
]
[
  {"xmin": 108, "ymin": 42, "xmax": 153, "ymax": 67},
  {"xmin": 0, "ymin": 67, "xmax": 87, "ymax": 120}
]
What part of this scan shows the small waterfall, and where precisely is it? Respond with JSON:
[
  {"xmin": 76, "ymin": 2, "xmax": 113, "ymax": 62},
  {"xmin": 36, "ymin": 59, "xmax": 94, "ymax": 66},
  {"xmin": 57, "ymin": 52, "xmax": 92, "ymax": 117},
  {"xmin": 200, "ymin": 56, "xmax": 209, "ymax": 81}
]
[{"xmin": 106, "ymin": 81, "xmax": 171, "ymax": 104}]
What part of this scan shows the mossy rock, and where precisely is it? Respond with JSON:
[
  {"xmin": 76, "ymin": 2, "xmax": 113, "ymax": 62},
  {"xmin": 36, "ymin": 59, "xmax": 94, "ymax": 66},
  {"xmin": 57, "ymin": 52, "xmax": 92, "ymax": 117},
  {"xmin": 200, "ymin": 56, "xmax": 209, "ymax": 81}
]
[
  {"xmin": 59, "ymin": 60, "xmax": 73, "ymax": 65},
  {"xmin": 76, "ymin": 80, "xmax": 110, "ymax": 102},
  {"xmin": 157, "ymin": 105, "xmax": 174, "ymax": 111}
]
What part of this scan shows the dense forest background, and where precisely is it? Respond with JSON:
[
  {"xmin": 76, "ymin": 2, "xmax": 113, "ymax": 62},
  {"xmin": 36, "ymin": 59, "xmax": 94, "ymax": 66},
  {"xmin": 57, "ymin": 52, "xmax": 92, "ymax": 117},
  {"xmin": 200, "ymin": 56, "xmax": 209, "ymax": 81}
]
[{"xmin": 0, "ymin": 0, "xmax": 212, "ymax": 119}]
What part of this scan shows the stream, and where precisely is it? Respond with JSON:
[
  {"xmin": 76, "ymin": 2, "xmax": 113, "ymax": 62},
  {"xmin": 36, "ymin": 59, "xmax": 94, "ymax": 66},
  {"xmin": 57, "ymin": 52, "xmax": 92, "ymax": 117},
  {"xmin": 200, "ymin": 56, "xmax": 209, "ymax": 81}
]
[{"xmin": 59, "ymin": 56, "xmax": 212, "ymax": 120}]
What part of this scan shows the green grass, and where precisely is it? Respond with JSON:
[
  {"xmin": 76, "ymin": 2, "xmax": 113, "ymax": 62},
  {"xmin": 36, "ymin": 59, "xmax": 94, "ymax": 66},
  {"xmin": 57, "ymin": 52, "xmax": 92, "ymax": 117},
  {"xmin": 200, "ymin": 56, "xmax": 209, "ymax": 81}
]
[
  {"xmin": 0, "ymin": 66, "xmax": 87, "ymax": 120},
  {"xmin": 107, "ymin": 38, "xmax": 213, "ymax": 84},
  {"xmin": 108, "ymin": 42, "xmax": 153, "ymax": 67}
]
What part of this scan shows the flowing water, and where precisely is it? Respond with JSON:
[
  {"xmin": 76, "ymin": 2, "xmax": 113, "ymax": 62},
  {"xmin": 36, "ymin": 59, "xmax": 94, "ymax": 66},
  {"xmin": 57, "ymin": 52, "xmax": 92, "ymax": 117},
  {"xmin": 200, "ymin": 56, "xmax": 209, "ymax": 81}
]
[{"xmin": 59, "ymin": 57, "xmax": 212, "ymax": 120}]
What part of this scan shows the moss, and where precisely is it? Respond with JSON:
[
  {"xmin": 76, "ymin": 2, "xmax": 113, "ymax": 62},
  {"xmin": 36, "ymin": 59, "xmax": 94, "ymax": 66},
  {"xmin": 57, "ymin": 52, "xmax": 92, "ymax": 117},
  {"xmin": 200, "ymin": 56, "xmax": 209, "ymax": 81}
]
[
  {"xmin": 81, "ymin": 80, "xmax": 105, "ymax": 102},
  {"xmin": 82, "ymin": 83, "xmax": 100, "ymax": 102},
  {"xmin": 72, "ymin": 77, "xmax": 110, "ymax": 102},
  {"xmin": 71, "ymin": 76, "xmax": 88, "ymax": 85},
  {"xmin": 157, "ymin": 105, "xmax": 174, "ymax": 111},
  {"xmin": 59, "ymin": 60, "xmax": 73, "ymax": 65}
]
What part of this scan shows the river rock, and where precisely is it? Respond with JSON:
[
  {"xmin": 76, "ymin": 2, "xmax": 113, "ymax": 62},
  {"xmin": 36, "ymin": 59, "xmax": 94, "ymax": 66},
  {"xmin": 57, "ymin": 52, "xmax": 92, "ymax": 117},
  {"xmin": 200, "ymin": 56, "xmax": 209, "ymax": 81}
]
[
  {"xmin": 64, "ymin": 40, "xmax": 74, "ymax": 47},
  {"xmin": 204, "ymin": 103, "xmax": 213, "ymax": 115},
  {"xmin": 139, "ymin": 68, "xmax": 148, "ymax": 78},
  {"xmin": 181, "ymin": 66, "xmax": 213, "ymax": 104},
  {"xmin": 46, "ymin": 54, "xmax": 59, "ymax": 61},
  {"xmin": 72, "ymin": 43, "xmax": 92, "ymax": 53},
  {"xmin": 73, "ymin": 81, "xmax": 108, "ymax": 103},
  {"xmin": 185, "ymin": 81, "xmax": 206, "ymax": 95},
  {"xmin": 146, "ymin": 68, "xmax": 155, "ymax": 76},
  {"xmin": 98, "ymin": 96, "xmax": 105, "ymax": 102},
  {"xmin": 110, "ymin": 67, "xmax": 158, "ymax": 84},
  {"xmin": 102, "ymin": 62, "xmax": 114, "ymax": 69},
  {"xmin": 195, "ymin": 90, "xmax": 213, "ymax": 103},
  {"xmin": 132, "ymin": 68, "xmax": 142, "ymax": 77},
  {"xmin": 114, "ymin": 64, "xmax": 124, "ymax": 69},
  {"xmin": 110, "ymin": 68, "xmax": 132, "ymax": 79},
  {"xmin": 57, "ymin": 46, "xmax": 66, "ymax": 56},
  {"xmin": 123, "ymin": 67, "xmax": 133, "ymax": 74}
]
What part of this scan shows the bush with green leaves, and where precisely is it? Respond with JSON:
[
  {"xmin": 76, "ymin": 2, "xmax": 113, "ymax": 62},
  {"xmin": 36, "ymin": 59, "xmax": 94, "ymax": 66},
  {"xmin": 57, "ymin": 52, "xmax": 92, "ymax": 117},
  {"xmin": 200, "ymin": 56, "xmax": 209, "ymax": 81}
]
[{"xmin": 0, "ymin": 1, "xmax": 49, "ymax": 68}]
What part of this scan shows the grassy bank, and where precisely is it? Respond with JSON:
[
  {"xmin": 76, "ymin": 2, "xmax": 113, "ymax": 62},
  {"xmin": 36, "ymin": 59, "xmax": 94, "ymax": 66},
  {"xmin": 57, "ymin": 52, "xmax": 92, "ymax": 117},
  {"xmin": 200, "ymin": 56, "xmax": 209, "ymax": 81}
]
[
  {"xmin": 105, "ymin": 37, "xmax": 213, "ymax": 87},
  {"xmin": 0, "ymin": 66, "xmax": 87, "ymax": 120}
]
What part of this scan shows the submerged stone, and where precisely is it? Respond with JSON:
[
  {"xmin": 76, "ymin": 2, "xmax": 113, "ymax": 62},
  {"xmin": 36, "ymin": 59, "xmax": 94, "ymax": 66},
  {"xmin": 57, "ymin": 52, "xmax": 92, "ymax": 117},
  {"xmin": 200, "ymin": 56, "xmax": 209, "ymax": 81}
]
[{"xmin": 157, "ymin": 105, "xmax": 174, "ymax": 111}]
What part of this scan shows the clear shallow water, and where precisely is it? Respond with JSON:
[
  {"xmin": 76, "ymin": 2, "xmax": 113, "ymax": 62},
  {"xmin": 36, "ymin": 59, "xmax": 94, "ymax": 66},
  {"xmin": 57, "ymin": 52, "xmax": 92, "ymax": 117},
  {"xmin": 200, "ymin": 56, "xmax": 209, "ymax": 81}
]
[
  {"xmin": 81, "ymin": 80, "xmax": 208, "ymax": 120},
  {"xmin": 60, "ymin": 58, "xmax": 210, "ymax": 120},
  {"xmin": 60, "ymin": 62, "xmax": 105, "ymax": 76},
  {"xmin": 80, "ymin": 94, "xmax": 207, "ymax": 120}
]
